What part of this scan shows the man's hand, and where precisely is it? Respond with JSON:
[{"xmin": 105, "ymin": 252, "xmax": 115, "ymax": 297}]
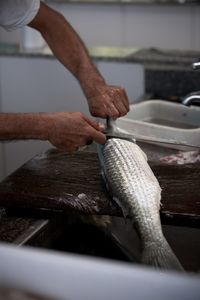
[
  {"xmin": 87, "ymin": 84, "xmax": 130, "ymax": 119},
  {"xmin": 0, "ymin": 112, "xmax": 106, "ymax": 152},
  {"xmin": 45, "ymin": 112, "xmax": 106, "ymax": 152}
]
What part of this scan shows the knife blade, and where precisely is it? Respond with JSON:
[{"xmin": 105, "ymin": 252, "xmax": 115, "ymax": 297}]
[
  {"xmin": 104, "ymin": 117, "xmax": 136, "ymax": 143},
  {"xmin": 104, "ymin": 117, "xmax": 200, "ymax": 150}
]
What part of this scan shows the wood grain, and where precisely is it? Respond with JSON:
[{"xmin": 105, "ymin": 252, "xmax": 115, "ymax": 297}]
[{"xmin": 0, "ymin": 148, "xmax": 199, "ymax": 225}]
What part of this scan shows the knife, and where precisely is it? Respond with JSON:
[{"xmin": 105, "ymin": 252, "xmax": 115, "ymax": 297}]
[{"xmin": 104, "ymin": 117, "xmax": 200, "ymax": 150}]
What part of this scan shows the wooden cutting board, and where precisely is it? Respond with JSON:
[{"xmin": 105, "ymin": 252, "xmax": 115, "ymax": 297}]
[{"xmin": 0, "ymin": 147, "xmax": 199, "ymax": 226}]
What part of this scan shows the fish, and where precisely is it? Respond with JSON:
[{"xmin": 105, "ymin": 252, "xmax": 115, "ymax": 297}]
[{"xmin": 97, "ymin": 138, "xmax": 183, "ymax": 271}]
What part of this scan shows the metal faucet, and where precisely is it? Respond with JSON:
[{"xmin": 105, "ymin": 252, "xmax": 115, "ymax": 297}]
[
  {"xmin": 182, "ymin": 91, "xmax": 200, "ymax": 106},
  {"xmin": 182, "ymin": 59, "xmax": 200, "ymax": 106},
  {"xmin": 192, "ymin": 61, "xmax": 200, "ymax": 71}
]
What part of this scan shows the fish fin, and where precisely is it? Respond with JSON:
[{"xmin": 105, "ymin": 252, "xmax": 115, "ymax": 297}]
[
  {"xmin": 101, "ymin": 170, "xmax": 110, "ymax": 191},
  {"xmin": 141, "ymin": 238, "xmax": 184, "ymax": 272},
  {"xmin": 96, "ymin": 143, "xmax": 111, "ymax": 192},
  {"xmin": 96, "ymin": 143, "xmax": 105, "ymax": 168},
  {"xmin": 113, "ymin": 196, "xmax": 129, "ymax": 220},
  {"xmin": 97, "ymin": 143, "xmax": 112, "ymax": 192}
]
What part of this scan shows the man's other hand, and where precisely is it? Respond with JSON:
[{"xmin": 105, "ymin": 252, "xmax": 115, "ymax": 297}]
[
  {"xmin": 45, "ymin": 112, "xmax": 106, "ymax": 152},
  {"xmin": 87, "ymin": 84, "xmax": 130, "ymax": 119}
]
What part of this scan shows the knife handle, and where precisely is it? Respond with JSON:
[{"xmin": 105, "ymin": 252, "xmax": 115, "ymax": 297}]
[{"xmin": 106, "ymin": 117, "xmax": 116, "ymax": 133}]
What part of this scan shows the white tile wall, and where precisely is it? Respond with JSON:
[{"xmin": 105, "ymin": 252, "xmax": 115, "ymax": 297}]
[
  {"xmin": 0, "ymin": 27, "xmax": 21, "ymax": 44},
  {"xmin": 123, "ymin": 5, "xmax": 193, "ymax": 50},
  {"xmin": 1, "ymin": 4, "xmax": 200, "ymax": 51},
  {"xmin": 0, "ymin": 57, "xmax": 88, "ymax": 113},
  {"xmin": 193, "ymin": 6, "xmax": 200, "ymax": 50},
  {"xmin": 51, "ymin": 3, "xmax": 200, "ymax": 51},
  {"xmin": 55, "ymin": 4, "xmax": 123, "ymax": 47}
]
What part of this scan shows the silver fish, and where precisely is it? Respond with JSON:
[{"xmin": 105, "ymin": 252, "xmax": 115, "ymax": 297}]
[{"xmin": 98, "ymin": 138, "xmax": 183, "ymax": 271}]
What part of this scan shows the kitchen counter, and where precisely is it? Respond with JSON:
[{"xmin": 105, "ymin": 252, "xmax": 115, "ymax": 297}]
[
  {"xmin": 0, "ymin": 43, "xmax": 136, "ymax": 61},
  {"xmin": 1, "ymin": 43, "xmax": 200, "ymax": 69},
  {"xmin": 0, "ymin": 144, "xmax": 200, "ymax": 224}
]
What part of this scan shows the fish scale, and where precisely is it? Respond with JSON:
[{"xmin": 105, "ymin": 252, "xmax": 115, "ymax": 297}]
[{"xmin": 98, "ymin": 137, "xmax": 183, "ymax": 271}]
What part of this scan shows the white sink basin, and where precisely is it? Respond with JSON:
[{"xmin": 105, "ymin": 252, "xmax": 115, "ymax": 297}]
[
  {"xmin": 0, "ymin": 243, "xmax": 200, "ymax": 300},
  {"xmin": 116, "ymin": 100, "xmax": 200, "ymax": 149}
]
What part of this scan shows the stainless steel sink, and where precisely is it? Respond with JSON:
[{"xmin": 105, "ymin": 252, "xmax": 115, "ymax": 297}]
[{"xmin": 116, "ymin": 100, "xmax": 200, "ymax": 149}]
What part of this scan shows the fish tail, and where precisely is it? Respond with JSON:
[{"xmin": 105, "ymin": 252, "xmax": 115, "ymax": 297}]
[{"xmin": 141, "ymin": 238, "xmax": 184, "ymax": 272}]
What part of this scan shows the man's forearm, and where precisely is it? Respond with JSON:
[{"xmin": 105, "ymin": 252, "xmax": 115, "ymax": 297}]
[
  {"xmin": 29, "ymin": 3, "xmax": 105, "ymax": 98},
  {"xmin": 0, "ymin": 112, "xmax": 106, "ymax": 151},
  {"xmin": 0, "ymin": 113, "xmax": 48, "ymax": 141}
]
